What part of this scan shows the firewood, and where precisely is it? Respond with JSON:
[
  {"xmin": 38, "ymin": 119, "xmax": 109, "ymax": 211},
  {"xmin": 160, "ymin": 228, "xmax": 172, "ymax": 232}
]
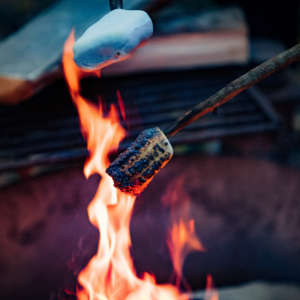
[
  {"xmin": 0, "ymin": 0, "xmax": 155, "ymax": 104},
  {"xmin": 102, "ymin": 30, "xmax": 248, "ymax": 77}
]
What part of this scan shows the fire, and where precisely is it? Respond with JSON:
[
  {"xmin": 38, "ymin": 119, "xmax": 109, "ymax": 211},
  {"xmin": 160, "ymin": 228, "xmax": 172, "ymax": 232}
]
[
  {"xmin": 63, "ymin": 31, "xmax": 218, "ymax": 300},
  {"xmin": 63, "ymin": 32, "xmax": 183, "ymax": 300},
  {"xmin": 204, "ymin": 275, "xmax": 219, "ymax": 300},
  {"xmin": 162, "ymin": 176, "xmax": 204, "ymax": 289},
  {"xmin": 169, "ymin": 219, "xmax": 204, "ymax": 287}
]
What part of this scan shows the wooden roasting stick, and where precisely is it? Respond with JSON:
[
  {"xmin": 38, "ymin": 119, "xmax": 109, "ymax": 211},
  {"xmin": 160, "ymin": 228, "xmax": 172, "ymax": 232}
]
[
  {"xmin": 164, "ymin": 43, "xmax": 300, "ymax": 137},
  {"xmin": 106, "ymin": 43, "xmax": 300, "ymax": 195}
]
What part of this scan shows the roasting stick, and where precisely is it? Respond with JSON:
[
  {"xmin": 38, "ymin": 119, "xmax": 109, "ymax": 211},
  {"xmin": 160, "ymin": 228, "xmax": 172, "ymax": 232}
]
[
  {"xmin": 163, "ymin": 43, "xmax": 300, "ymax": 137},
  {"xmin": 106, "ymin": 43, "xmax": 300, "ymax": 195}
]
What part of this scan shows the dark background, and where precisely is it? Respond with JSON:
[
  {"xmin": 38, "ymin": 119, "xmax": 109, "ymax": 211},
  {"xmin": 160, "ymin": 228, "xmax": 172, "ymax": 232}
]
[
  {"xmin": 217, "ymin": 0, "xmax": 300, "ymax": 48},
  {"xmin": 1, "ymin": 0, "xmax": 299, "ymax": 47}
]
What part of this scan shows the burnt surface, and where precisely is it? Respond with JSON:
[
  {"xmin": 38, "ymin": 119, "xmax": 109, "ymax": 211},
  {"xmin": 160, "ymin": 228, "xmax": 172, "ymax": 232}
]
[
  {"xmin": 106, "ymin": 128, "xmax": 172, "ymax": 195},
  {"xmin": 1, "ymin": 156, "xmax": 300, "ymax": 299}
]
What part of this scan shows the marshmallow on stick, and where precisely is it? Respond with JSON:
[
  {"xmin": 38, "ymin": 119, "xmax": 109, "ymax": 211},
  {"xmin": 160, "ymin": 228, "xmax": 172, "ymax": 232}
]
[
  {"xmin": 71, "ymin": 1, "xmax": 300, "ymax": 195},
  {"xmin": 106, "ymin": 43, "xmax": 300, "ymax": 195},
  {"xmin": 73, "ymin": 9, "xmax": 153, "ymax": 70},
  {"xmin": 106, "ymin": 128, "xmax": 173, "ymax": 195}
]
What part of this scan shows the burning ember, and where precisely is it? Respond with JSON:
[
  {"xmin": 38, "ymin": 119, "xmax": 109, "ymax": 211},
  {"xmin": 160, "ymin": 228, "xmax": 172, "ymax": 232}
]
[{"xmin": 63, "ymin": 31, "xmax": 218, "ymax": 300}]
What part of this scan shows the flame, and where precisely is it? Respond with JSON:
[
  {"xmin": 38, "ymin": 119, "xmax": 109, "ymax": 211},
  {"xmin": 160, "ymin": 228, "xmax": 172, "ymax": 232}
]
[
  {"xmin": 162, "ymin": 176, "xmax": 204, "ymax": 289},
  {"xmin": 116, "ymin": 90, "xmax": 126, "ymax": 121},
  {"xmin": 63, "ymin": 31, "xmax": 183, "ymax": 300},
  {"xmin": 169, "ymin": 219, "xmax": 204, "ymax": 287},
  {"xmin": 204, "ymin": 275, "xmax": 219, "ymax": 300}
]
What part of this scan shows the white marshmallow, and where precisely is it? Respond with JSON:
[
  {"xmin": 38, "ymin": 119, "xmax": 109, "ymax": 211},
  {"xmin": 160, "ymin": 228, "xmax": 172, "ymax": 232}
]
[{"xmin": 73, "ymin": 9, "xmax": 153, "ymax": 70}]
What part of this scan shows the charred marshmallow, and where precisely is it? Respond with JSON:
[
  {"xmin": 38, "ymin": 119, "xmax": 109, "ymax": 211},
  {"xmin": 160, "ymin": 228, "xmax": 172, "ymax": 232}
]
[
  {"xmin": 73, "ymin": 9, "xmax": 153, "ymax": 70},
  {"xmin": 106, "ymin": 128, "xmax": 173, "ymax": 195}
]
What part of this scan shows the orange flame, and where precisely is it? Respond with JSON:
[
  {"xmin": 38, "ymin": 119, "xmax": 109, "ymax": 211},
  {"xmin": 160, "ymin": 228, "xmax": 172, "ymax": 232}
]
[
  {"xmin": 204, "ymin": 275, "xmax": 219, "ymax": 300},
  {"xmin": 162, "ymin": 176, "xmax": 204, "ymax": 289},
  {"xmin": 169, "ymin": 219, "xmax": 204, "ymax": 287},
  {"xmin": 63, "ymin": 31, "xmax": 183, "ymax": 300}
]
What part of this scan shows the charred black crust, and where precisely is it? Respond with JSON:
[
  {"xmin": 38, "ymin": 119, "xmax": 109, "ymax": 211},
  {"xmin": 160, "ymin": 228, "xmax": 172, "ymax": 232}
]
[
  {"xmin": 153, "ymin": 144, "xmax": 165, "ymax": 153},
  {"xmin": 106, "ymin": 128, "xmax": 170, "ymax": 194}
]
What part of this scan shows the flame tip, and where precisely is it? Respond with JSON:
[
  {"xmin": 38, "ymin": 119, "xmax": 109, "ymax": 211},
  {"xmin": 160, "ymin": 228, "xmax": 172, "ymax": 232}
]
[{"xmin": 63, "ymin": 30, "xmax": 201, "ymax": 300}]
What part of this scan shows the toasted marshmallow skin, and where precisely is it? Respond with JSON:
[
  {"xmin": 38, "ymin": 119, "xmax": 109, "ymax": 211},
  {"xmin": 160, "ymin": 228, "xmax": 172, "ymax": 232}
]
[
  {"xmin": 106, "ymin": 128, "xmax": 173, "ymax": 195},
  {"xmin": 73, "ymin": 9, "xmax": 153, "ymax": 70}
]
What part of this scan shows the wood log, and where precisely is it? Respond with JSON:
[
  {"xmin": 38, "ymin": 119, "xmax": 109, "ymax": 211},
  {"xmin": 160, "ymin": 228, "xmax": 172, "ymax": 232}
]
[
  {"xmin": 0, "ymin": 4, "xmax": 249, "ymax": 104},
  {"xmin": 0, "ymin": 0, "xmax": 154, "ymax": 104},
  {"xmin": 102, "ymin": 30, "xmax": 248, "ymax": 77}
]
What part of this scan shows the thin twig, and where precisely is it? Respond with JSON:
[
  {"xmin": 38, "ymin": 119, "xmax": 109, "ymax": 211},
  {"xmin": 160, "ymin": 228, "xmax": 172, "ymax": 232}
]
[{"xmin": 163, "ymin": 43, "xmax": 300, "ymax": 137}]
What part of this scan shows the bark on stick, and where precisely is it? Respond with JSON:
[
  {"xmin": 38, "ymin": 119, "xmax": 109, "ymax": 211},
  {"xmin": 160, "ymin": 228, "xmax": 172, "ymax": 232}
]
[{"xmin": 163, "ymin": 43, "xmax": 300, "ymax": 137}]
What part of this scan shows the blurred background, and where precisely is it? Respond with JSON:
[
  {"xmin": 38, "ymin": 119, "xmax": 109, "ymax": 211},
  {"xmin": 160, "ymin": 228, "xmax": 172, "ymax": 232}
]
[{"xmin": 1, "ymin": 0, "xmax": 300, "ymax": 299}]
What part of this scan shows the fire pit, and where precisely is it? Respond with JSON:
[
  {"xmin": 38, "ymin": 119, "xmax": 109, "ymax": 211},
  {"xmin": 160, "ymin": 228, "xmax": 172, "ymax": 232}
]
[
  {"xmin": 1, "ymin": 1, "xmax": 300, "ymax": 299},
  {"xmin": 1, "ymin": 156, "xmax": 300, "ymax": 299}
]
